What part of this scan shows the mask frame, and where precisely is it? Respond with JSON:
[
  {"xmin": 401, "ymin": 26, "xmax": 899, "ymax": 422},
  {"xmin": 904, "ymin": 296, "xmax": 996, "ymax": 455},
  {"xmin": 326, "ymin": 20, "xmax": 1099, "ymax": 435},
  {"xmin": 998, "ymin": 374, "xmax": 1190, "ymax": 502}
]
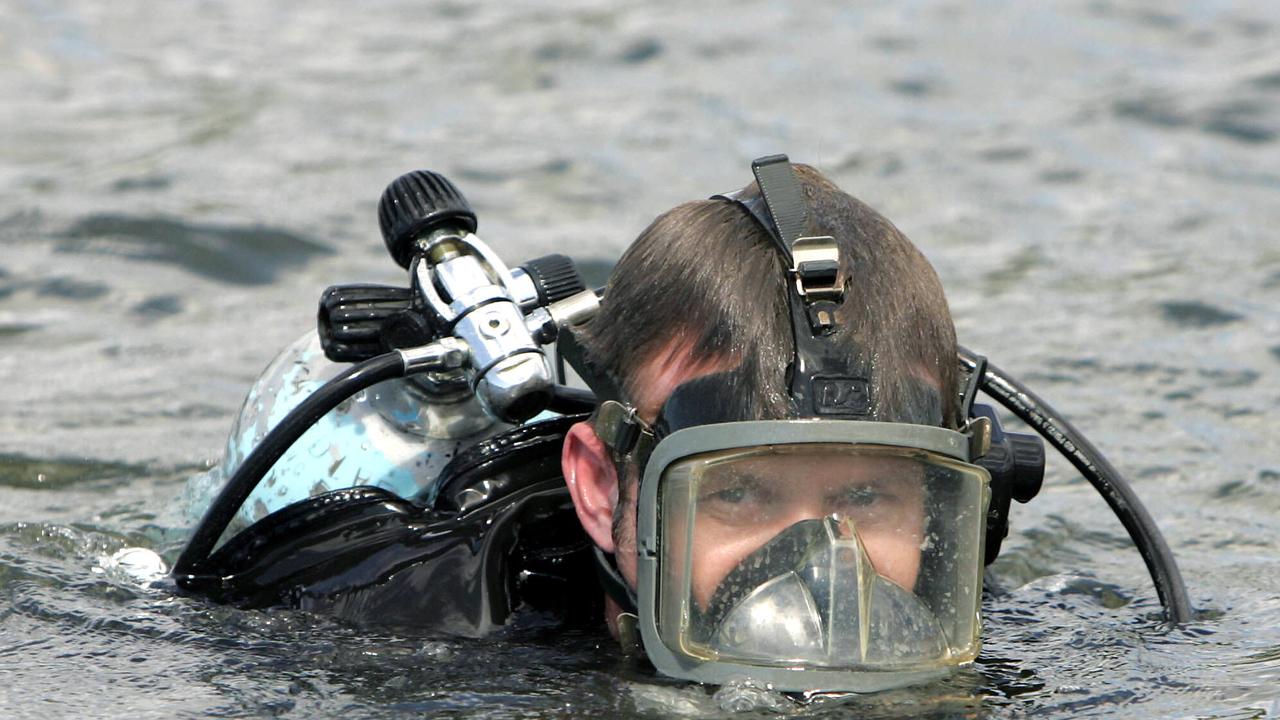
[{"xmin": 635, "ymin": 419, "xmax": 991, "ymax": 692}]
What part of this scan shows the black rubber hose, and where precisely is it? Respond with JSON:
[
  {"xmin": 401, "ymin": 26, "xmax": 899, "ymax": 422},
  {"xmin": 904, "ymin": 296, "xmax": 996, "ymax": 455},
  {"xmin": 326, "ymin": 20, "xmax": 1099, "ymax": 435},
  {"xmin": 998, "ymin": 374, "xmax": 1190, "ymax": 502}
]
[
  {"xmin": 173, "ymin": 352, "xmax": 406, "ymax": 581},
  {"xmin": 548, "ymin": 385, "xmax": 596, "ymax": 415},
  {"xmin": 959, "ymin": 346, "xmax": 1193, "ymax": 624}
]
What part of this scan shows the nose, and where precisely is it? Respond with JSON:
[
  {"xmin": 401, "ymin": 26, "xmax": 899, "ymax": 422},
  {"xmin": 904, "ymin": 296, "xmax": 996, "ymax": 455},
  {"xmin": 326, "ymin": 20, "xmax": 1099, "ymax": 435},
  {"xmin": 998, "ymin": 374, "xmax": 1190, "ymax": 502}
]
[{"xmin": 778, "ymin": 500, "xmax": 838, "ymax": 530}]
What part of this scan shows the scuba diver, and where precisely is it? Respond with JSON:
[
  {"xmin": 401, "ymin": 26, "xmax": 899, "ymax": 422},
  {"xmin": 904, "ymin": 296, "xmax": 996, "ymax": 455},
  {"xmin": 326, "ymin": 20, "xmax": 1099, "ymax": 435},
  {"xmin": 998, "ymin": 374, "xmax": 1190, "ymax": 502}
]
[{"xmin": 174, "ymin": 156, "xmax": 1191, "ymax": 693}]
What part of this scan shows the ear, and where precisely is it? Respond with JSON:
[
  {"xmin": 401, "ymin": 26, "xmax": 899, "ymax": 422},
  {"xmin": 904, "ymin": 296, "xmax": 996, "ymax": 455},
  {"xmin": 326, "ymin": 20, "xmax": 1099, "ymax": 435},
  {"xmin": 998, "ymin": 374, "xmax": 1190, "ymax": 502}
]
[{"xmin": 562, "ymin": 421, "xmax": 619, "ymax": 553}]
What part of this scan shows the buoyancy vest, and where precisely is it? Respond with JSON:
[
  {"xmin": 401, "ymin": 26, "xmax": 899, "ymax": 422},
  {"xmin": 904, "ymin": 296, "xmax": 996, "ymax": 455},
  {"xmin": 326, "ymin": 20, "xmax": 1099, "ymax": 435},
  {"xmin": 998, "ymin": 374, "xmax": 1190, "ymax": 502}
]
[{"xmin": 181, "ymin": 414, "xmax": 601, "ymax": 634}]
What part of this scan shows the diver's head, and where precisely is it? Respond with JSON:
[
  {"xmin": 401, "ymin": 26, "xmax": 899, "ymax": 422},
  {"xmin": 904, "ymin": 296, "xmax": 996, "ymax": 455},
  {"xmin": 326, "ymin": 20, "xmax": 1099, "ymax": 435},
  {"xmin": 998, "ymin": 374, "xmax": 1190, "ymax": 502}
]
[
  {"xmin": 575, "ymin": 162, "xmax": 958, "ymax": 429},
  {"xmin": 562, "ymin": 158, "xmax": 986, "ymax": 692},
  {"xmin": 564, "ymin": 160, "xmax": 960, "ymax": 585}
]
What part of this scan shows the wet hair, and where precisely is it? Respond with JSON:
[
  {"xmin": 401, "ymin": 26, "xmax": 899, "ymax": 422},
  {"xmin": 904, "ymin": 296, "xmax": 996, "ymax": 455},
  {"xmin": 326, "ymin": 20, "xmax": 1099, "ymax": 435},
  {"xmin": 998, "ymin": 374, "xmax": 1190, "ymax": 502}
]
[{"xmin": 575, "ymin": 164, "xmax": 959, "ymax": 540}]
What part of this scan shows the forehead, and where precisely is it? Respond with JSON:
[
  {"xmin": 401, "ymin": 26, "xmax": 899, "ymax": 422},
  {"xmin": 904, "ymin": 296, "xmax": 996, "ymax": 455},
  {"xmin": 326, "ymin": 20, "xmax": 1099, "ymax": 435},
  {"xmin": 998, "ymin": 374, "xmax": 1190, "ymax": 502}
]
[{"xmin": 625, "ymin": 335, "xmax": 948, "ymax": 427}]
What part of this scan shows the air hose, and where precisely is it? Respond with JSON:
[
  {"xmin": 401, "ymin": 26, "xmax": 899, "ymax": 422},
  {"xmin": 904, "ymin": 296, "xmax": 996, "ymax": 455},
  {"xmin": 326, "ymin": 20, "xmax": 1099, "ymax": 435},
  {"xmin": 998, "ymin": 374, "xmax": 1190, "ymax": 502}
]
[
  {"xmin": 173, "ymin": 344, "xmax": 461, "ymax": 582},
  {"xmin": 959, "ymin": 346, "xmax": 1193, "ymax": 624}
]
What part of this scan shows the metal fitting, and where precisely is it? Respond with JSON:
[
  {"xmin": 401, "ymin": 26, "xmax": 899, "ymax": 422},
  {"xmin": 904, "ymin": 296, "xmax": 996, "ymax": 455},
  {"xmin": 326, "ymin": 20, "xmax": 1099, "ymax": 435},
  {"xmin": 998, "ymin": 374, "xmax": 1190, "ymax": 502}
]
[{"xmin": 399, "ymin": 337, "xmax": 470, "ymax": 375}]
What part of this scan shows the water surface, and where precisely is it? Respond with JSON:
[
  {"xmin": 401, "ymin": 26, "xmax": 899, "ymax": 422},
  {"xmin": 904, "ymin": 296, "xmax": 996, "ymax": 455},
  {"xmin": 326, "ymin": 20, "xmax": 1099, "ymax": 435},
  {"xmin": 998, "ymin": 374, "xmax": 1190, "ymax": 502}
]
[{"xmin": 2, "ymin": 0, "xmax": 1278, "ymax": 717}]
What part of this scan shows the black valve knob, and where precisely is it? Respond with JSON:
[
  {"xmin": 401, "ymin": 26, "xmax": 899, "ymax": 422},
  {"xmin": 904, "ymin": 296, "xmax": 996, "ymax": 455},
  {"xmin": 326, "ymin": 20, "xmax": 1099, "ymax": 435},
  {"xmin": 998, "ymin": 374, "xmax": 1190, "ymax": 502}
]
[
  {"xmin": 318, "ymin": 284, "xmax": 419, "ymax": 362},
  {"xmin": 378, "ymin": 170, "xmax": 478, "ymax": 269},
  {"xmin": 520, "ymin": 254, "xmax": 587, "ymax": 306}
]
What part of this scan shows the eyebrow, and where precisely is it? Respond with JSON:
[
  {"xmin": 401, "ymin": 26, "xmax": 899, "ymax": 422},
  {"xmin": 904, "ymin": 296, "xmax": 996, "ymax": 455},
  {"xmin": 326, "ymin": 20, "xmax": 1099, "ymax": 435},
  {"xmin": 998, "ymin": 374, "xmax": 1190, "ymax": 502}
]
[{"xmin": 703, "ymin": 469, "xmax": 766, "ymax": 488}]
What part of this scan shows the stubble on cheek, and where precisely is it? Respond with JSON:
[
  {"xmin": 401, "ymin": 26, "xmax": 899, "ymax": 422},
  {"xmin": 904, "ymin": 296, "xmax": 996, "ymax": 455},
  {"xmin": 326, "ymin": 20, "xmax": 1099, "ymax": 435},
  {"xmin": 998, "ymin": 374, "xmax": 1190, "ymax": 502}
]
[{"xmin": 611, "ymin": 473, "xmax": 641, "ymax": 589}]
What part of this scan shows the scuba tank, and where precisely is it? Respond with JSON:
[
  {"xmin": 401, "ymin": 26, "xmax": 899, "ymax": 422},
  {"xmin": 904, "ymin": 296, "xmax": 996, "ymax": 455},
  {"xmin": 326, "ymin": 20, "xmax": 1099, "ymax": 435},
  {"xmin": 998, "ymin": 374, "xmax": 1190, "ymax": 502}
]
[
  {"xmin": 213, "ymin": 329, "xmax": 506, "ymax": 530},
  {"xmin": 175, "ymin": 170, "xmax": 603, "ymax": 632}
]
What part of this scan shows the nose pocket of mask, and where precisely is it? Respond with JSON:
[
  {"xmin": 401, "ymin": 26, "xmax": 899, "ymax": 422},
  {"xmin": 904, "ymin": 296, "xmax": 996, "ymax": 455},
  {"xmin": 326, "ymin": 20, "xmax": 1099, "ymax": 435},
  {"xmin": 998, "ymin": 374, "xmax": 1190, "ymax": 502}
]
[{"xmin": 707, "ymin": 516, "xmax": 948, "ymax": 667}]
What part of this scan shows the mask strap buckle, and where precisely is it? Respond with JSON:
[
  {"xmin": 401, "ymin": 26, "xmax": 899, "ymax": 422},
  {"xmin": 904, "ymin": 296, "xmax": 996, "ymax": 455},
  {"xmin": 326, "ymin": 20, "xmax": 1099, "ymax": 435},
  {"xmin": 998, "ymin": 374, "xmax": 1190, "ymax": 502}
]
[
  {"xmin": 751, "ymin": 155, "xmax": 845, "ymax": 307},
  {"xmin": 791, "ymin": 235, "xmax": 843, "ymax": 301},
  {"xmin": 714, "ymin": 155, "xmax": 871, "ymax": 417},
  {"xmin": 591, "ymin": 400, "xmax": 656, "ymax": 467}
]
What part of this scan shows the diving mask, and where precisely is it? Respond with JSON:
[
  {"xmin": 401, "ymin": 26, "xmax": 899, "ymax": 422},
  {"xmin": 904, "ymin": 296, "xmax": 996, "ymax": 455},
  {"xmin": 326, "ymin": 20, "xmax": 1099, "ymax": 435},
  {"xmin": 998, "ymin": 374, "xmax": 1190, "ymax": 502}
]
[{"xmin": 635, "ymin": 420, "xmax": 990, "ymax": 692}]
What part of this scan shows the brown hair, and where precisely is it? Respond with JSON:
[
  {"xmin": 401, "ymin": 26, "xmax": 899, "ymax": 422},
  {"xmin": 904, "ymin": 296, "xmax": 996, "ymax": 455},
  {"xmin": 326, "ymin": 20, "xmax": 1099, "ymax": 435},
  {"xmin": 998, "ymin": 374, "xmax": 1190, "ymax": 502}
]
[{"xmin": 577, "ymin": 163, "xmax": 959, "ymax": 429}]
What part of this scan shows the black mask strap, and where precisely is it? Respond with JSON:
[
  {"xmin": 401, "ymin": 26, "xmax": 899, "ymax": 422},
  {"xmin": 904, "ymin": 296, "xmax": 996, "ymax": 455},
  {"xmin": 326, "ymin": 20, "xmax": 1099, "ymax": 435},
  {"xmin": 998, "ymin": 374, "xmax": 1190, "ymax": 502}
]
[
  {"xmin": 592, "ymin": 545, "xmax": 638, "ymax": 614},
  {"xmin": 959, "ymin": 351, "xmax": 987, "ymax": 420},
  {"xmin": 714, "ymin": 155, "xmax": 871, "ymax": 419},
  {"xmin": 558, "ymin": 328, "xmax": 622, "ymax": 403}
]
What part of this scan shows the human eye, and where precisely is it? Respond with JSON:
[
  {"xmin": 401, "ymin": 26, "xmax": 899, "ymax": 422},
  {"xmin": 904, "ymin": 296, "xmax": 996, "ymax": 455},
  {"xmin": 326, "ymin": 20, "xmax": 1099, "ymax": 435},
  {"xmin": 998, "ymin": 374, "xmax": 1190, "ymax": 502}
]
[
  {"xmin": 699, "ymin": 475, "xmax": 758, "ymax": 504},
  {"xmin": 697, "ymin": 473, "xmax": 771, "ymax": 522},
  {"xmin": 704, "ymin": 485, "xmax": 748, "ymax": 504},
  {"xmin": 830, "ymin": 481, "xmax": 897, "ymax": 517},
  {"xmin": 839, "ymin": 486, "xmax": 881, "ymax": 506},
  {"xmin": 833, "ymin": 486, "xmax": 882, "ymax": 510}
]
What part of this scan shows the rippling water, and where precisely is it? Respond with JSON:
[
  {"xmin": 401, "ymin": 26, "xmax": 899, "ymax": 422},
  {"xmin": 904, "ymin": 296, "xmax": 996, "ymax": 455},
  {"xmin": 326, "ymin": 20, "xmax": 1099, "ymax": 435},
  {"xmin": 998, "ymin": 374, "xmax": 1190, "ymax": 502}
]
[{"xmin": 2, "ymin": 0, "xmax": 1279, "ymax": 717}]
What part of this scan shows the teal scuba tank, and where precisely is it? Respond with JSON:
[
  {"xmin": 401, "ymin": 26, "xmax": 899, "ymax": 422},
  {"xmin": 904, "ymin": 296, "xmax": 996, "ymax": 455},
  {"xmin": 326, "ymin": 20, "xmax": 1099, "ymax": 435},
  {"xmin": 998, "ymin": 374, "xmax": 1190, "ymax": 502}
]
[{"xmin": 214, "ymin": 329, "xmax": 508, "ymax": 529}]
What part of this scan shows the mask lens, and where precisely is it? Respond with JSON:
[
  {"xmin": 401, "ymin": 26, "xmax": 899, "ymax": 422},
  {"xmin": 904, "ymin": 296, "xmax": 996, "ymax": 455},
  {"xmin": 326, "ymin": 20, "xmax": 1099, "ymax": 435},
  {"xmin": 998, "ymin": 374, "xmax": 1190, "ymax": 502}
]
[
  {"xmin": 654, "ymin": 443, "xmax": 986, "ymax": 672},
  {"xmin": 692, "ymin": 452, "xmax": 928, "ymax": 602}
]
